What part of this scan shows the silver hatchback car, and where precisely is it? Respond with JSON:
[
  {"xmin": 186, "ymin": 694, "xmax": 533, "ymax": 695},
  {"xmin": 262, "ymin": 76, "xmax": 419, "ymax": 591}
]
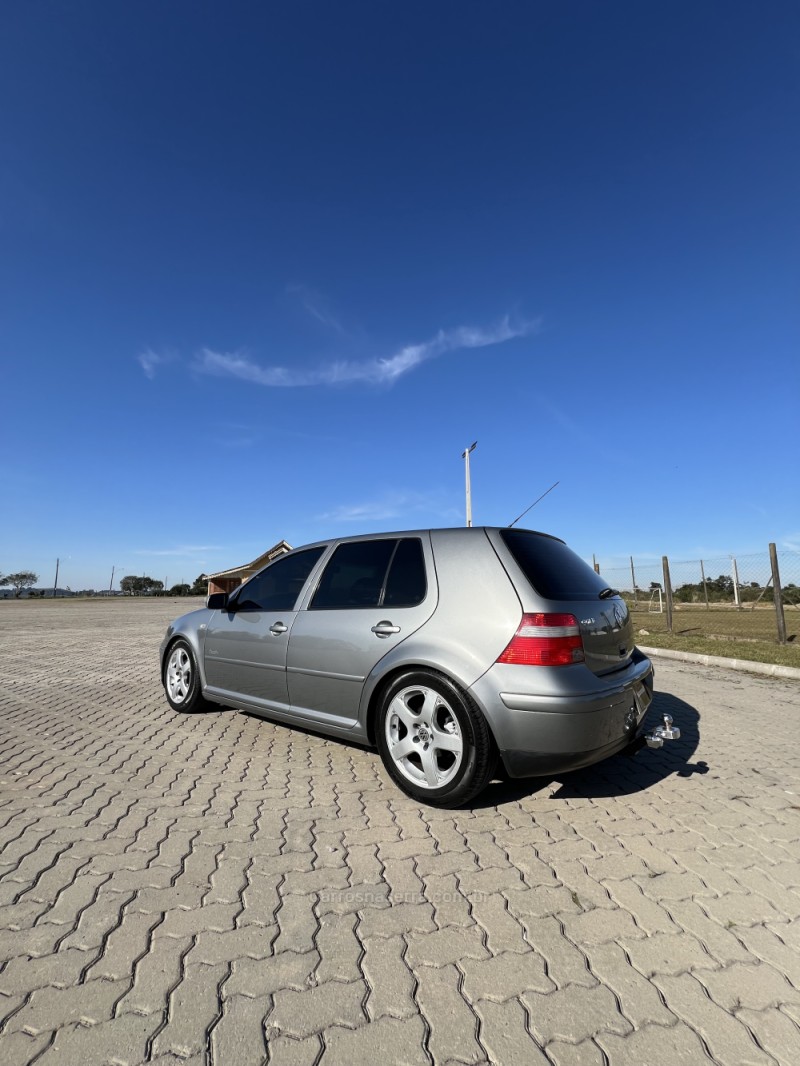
[{"xmin": 160, "ymin": 527, "xmax": 676, "ymax": 806}]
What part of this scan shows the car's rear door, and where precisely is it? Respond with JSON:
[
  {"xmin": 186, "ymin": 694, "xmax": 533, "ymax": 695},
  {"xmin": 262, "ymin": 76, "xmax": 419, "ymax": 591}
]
[{"xmin": 286, "ymin": 535, "xmax": 436, "ymax": 726}]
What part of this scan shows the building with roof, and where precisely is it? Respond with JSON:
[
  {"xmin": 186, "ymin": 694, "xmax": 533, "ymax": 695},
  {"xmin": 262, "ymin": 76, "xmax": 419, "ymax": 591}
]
[{"xmin": 205, "ymin": 540, "xmax": 292, "ymax": 596}]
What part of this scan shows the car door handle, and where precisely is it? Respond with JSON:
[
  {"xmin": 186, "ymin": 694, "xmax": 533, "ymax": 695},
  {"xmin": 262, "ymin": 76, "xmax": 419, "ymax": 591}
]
[
  {"xmin": 269, "ymin": 622, "xmax": 288, "ymax": 635},
  {"xmin": 371, "ymin": 621, "xmax": 400, "ymax": 638}
]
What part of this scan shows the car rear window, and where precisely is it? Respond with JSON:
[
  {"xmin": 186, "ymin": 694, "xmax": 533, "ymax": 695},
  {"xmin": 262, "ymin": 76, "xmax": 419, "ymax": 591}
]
[{"xmin": 500, "ymin": 529, "xmax": 610, "ymax": 600}]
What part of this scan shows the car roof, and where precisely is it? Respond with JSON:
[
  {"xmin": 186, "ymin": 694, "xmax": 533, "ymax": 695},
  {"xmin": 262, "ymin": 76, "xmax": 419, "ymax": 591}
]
[{"xmin": 289, "ymin": 526, "xmax": 565, "ymax": 552}]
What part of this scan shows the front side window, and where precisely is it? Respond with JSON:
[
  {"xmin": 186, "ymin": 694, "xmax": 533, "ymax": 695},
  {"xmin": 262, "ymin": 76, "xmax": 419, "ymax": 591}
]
[
  {"xmin": 236, "ymin": 547, "xmax": 325, "ymax": 612},
  {"xmin": 310, "ymin": 538, "xmax": 427, "ymax": 609}
]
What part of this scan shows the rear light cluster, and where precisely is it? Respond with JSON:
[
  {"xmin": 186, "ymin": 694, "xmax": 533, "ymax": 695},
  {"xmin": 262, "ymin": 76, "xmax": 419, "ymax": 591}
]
[{"xmin": 497, "ymin": 613, "xmax": 585, "ymax": 667}]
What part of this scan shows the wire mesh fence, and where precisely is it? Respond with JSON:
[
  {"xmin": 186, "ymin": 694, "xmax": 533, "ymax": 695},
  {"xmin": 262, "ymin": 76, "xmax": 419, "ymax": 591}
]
[{"xmin": 595, "ymin": 547, "xmax": 798, "ymax": 646}]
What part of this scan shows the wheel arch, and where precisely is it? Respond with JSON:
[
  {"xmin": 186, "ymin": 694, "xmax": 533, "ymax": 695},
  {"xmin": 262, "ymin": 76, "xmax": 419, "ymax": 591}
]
[
  {"xmin": 363, "ymin": 661, "xmax": 499, "ymax": 753},
  {"xmin": 160, "ymin": 627, "xmax": 207, "ymax": 690}
]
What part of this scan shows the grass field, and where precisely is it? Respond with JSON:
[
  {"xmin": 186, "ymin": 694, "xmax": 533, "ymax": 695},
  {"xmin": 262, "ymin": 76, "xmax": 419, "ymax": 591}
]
[{"xmin": 626, "ymin": 602, "xmax": 800, "ymax": 668}]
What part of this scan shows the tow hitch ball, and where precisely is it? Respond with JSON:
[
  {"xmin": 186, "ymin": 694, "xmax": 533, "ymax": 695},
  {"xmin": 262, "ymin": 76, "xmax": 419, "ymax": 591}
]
[{"xmin": 644, "ymin": 713, "xmax": 681, "ymax": 749}]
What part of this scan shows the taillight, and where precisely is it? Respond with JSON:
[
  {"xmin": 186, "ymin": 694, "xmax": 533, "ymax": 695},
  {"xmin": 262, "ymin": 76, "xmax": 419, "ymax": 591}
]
[{"xmin": 497, "ymin": 613, "xmax": 585, "ymax": 667}]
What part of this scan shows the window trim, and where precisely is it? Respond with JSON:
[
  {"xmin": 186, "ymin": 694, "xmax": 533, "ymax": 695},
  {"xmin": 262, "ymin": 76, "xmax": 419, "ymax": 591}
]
[
  {"xmin": 232, "ymin": 546, "xmax": 326, "ymax": 613},
  {"xmin": 307, "ymin": 536, "xmax": 427, "ymax": 611}
]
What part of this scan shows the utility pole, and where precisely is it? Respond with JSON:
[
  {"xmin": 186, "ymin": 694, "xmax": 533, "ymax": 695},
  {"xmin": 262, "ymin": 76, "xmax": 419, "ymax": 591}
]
[
  {"xmin": 53, "ymin": 558, "xmax": 59, "ymax": 599},
  {"xmin": 461, "ymin": 441, "xmax": 477, "ymax": 527}
]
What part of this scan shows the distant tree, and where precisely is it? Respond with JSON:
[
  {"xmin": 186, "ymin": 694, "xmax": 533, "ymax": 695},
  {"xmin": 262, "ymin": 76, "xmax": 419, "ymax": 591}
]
[
  {"xmin": 190, "ymin": 574, "xmax": 208, "ymax": 595},
  {"xmin": 0, "ymin": 571, "xmax": 39, "ymax": 598},
  {"xmin": 120, "ymin": 575, "xmax": 163, "ymax": 595},
  {"xmin": 649, "ymin": 581, "xmax": 662, "ymax": 591},
  {"xmin": 169, "ymin": 584, "xmax": 191, "ymax": 596}
]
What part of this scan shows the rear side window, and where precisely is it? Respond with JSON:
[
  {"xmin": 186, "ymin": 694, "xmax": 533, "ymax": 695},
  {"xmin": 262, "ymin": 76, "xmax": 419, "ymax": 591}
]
[
  {"xmin": 310, "ymin": 538, "xmax": 427, "ymax": 609},
  {"xmin": 384, "ymin": 538, "xmax": 427, "ymax": 606},
  {"xmin": 500, "ymin": 530, "xmax": 609, "ymax": 600},
  {"xmin": 236, "ymin": 547, "xmax": 325, "ymax": 612},
  {"xmin": 311, "ymin": 540, "xmax": 396, "ymax": 608}
]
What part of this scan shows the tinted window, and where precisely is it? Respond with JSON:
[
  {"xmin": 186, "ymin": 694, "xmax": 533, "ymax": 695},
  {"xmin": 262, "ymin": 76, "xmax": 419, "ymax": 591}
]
[
  {"xmin": 383, "ymin": 538, "xmax": 427, "ymax": 606},
  {"xmin": 236, "ymin": 547, "xmax": 325, "ymax": 612},
  {"xmin": 500, "ymin": 530, "xmax": 609, "ymax": 600},
  {"xmin": 311, "ymin": 540, "xmax": 396, "ymax": 609}
]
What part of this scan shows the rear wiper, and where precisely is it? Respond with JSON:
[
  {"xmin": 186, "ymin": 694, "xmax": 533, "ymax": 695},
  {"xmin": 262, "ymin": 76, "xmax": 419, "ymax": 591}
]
[{"xmin": 598, "ymin": 587, "xmax": 619, "ymax": 599}]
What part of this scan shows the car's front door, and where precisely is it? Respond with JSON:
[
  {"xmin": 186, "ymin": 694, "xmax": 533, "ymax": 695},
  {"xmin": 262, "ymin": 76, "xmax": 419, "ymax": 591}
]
[
  {"xmin": 286, "ymin": 536, "xmax": 436, "ymax": 726},
  {"xmin": 204, "ymin": 547, "xmax": 326, "ymax": 709}
]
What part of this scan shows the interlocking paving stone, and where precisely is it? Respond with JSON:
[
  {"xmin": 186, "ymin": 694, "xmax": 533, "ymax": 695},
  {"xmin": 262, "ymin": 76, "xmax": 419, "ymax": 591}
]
[
  {"xmin": 653, "ymin": 972, "xmax": 774, "ymax": 1066},
  {"xmin": 33, "ymin": 1011, "xmax": 163, "ymax": 1066},
  {"xmin": 512, "ymin": 914, "xmax": 597, "ymax": 988},
  {"xmin": 209, "ymin": 992, "xmax": 268, "ymax": 1064},
  {"xmin": 546, "ymin": 1038, "xmax": 607, "ymax": 1066},
  {"xmin": 322, "ymin": 1015, "xmax": 428, "ymax": 1065},
  {"xmin": 523, "ymin": 983, "xmax": 633, "ymax": 1044},
  {"xmin": 405, "ymin": 925, "xmax": 490, "ymax": 967},
  {"xmin": 736, "ymin": 1006, "xmax": 800, "ymax": 1066},
  {"xmin": 560, "ymin": 904, "xmax": 646, "ymax": 945},
  {"xmin": 696, "ymin": 960, "xmax": 800, "ymax": 1011},
  {"xmin": 361, "ymin": 933, "xmax": 417, "ymax": 1020},
  {"xmin": 664, "ymin": 898, "xmax": 753, "ymax": 966},
  {"xmin": 4, "ymin": 977, "xmax": 127, "ymax": 1035},
  {"xmin": 582, "ymin": 941, "xmax": 676, "ymax": 1028},
  {"xmin": 2, "ymin": 600, "xmax": 800, "ymax": 1066},
  {"xmin": 268, "ymin": 978, "xmax": 367, "ymax": 1038},
  {"xmin": 473, "ymin": 997, "xmax": 550, "ymax": 1065},
  {"xmin": 224, "ymin": 948, "xmax": 318, "ymax": 998},
  {"xmin": 596, "ymin": 1022, "xmax": 711, "ymax": 1065},
  {"xmin": 0, "ymin": 1031, "xmax": 51, "ymax": 1066},
  {"xmin": 459, "ymin": 948, "xmax": 554, "ymax": 1002},
  {"xmin": 415, "ymin": 962, "xmax": 484, "ymax": 1064},
  {"xmin": 621, "ymin": 929, "xmax": 716, "ymax": 978}
]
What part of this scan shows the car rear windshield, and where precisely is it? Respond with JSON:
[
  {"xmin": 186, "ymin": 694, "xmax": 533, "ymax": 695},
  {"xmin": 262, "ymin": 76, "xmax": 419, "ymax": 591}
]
[{"xmin": 500, "ymin": 529, "xmax": 611, "ymax": 600}]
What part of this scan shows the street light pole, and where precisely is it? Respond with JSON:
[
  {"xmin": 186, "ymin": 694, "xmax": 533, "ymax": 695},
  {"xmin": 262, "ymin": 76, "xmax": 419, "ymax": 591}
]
[{"xmin": 461, "ymin": 441, "xmax": 477, "ymax": 527}]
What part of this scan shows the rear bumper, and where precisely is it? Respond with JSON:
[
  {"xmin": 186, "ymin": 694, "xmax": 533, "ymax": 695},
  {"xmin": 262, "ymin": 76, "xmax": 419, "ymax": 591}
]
[{"xmin": 469, "ymin": 653, "xmax": 655, "ymax": 779}]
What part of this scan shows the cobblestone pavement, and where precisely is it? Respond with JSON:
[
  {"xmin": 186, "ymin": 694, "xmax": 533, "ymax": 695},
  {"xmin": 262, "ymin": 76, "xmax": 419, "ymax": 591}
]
[{"xmin": 1, "ymin": 599, "xmax": 799, "ymax": 1066}]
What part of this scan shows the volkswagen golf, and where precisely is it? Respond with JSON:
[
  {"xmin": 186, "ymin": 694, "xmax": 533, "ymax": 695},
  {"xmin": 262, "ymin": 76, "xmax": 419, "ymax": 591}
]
[{"xmin": 160, "ymin": 527, "xmax": 677, "ymax": 806}]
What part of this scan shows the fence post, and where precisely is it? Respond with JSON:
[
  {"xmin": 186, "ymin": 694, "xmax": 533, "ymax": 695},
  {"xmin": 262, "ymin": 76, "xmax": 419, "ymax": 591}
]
[
  {"xmin": 662, "ymin": 556, "xmax": 673, "ymax": 633},
  {"xmin": 700, "ymin": 559, "xmax": 709, "ymax": 609},
  {"xmin": 731, "ymin": 555, "xmax": 741, "ymax": 609},
  {"xmin": 630, "ymin": 557, "xmax": 637, "ymax": 602},
  {"xmin": 769, "ymin": 543, "xmax": 787, "ymax": 645}
]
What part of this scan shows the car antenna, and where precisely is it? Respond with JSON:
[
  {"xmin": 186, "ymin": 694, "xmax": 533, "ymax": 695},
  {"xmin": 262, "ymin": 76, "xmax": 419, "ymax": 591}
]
[{"xmin": 508, "ymin": 481, "xmax": 560, "ymax": 528}]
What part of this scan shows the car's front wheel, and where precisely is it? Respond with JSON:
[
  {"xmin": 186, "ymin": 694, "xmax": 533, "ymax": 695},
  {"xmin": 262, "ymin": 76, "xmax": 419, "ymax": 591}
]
[
  {"xmin": 163, "ymin": 639, "xmax": 216, "ymax": 713},
  {"xmin": 376, "ymin": 670, "xmax": 496, "ymax": 807}
]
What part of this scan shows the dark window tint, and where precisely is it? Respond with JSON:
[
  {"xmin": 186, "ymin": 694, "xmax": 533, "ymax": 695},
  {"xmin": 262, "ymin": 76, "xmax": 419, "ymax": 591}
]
[
  {"xmin": 236, "ymin": 547, "xmax": 325, "ymax": 612},
  {"xmin": 500, "ymin": 530, "xmax": 609, "ymax": 600},
  {"xmin": 311, "ymin": 540, "xmax": 396, "ymax": 609},
  {"xmin": 383, "ymin": 538, "xmax": 427, "ymax": 606}
]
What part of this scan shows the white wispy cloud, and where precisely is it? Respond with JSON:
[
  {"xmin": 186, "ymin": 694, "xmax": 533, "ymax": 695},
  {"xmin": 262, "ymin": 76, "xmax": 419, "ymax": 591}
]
[
  {"xmin": 193, "ymin": 316, "xmax": 538, "ymax": 389},
  {"xmin": 137, "ymin": 348, "xmax": 175, "ymax": 380},
  {"xmin": 318, "ymin": 491, "xmax": 461, "ymax": 524},
  {"xmin": 286, "ymin": 283, "xmax": 348, "ymax": 336},
  {"xmin": 134, "ymin": 545, "xmax": 222, "ymax": 557}
]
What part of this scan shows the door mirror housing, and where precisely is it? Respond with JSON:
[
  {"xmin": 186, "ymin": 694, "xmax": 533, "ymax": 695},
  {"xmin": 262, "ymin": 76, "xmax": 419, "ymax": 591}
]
[{"xmin": 206, "ymin": 592, "xmax": 229, "ymax": 610}]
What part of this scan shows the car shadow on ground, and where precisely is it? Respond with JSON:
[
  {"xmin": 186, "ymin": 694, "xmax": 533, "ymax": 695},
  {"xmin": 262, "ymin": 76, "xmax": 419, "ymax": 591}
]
[{"xmin": 474, "ymin": 690, "xmax": 707, "ymax": 808}]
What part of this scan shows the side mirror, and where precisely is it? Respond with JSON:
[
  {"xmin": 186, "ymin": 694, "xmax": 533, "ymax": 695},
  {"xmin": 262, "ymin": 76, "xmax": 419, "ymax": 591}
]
[{"xmin": 206, "ymin": 592, "xmax": 229, "ymax": 610}]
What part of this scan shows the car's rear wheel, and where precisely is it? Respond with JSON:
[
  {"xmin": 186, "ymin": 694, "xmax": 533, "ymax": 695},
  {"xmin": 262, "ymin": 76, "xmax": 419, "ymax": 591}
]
[
  {"xmin": 376, "ymin": 670, "xmax": 495, "ymax": 807},
  {"xmin": 163, "ymin": 639, "xmax": 216, "ymax": 713}
]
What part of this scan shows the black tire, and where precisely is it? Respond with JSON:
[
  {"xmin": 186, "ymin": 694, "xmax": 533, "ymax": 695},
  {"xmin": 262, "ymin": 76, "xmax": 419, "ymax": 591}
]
[
  {"xmin": 163, "ymin": 638, "xmax": 216, "ymax": 713},
  {"xmin": 376, "ymin": 670, "xmax": 496, "ymax": 807}
]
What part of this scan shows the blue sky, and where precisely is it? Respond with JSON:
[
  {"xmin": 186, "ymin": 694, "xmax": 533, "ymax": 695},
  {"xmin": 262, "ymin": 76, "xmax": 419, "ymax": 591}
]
[{"xmin": 2, "ymin": 1, "xmax": 798, "ymax": 591}]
